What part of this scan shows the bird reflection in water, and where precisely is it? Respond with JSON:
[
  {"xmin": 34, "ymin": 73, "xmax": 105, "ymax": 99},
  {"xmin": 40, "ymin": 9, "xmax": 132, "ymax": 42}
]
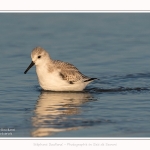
[{"xmin": 31, "ymin": 91, "xmax": 94, "ymax": 137}]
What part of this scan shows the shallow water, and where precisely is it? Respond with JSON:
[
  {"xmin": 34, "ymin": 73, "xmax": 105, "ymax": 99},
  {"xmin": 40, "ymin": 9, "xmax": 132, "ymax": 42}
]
[{"xmin": 0, "ymin": 13, "xmax": 150, "ymax": 137}]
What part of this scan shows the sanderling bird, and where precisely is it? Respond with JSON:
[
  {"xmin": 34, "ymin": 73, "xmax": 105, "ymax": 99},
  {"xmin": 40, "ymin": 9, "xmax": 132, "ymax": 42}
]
[{"xmin": 24, "ymin": 47, "xmax": 97, "ymax": 91}]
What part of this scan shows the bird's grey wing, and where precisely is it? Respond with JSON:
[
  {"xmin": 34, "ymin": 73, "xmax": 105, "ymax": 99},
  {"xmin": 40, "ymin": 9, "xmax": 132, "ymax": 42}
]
[{"xmin": 54, "ymin": 60, "xmax": 89, "ymax": 84}]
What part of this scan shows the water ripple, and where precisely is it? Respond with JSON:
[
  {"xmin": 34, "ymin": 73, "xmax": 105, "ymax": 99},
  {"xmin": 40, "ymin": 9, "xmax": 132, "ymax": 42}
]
[{"xmin": 85, "ymin": 87, "xmax": 150, "ymax": 93}]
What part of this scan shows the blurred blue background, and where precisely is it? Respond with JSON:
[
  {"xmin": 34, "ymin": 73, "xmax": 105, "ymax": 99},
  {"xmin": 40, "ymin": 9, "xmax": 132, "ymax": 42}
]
[{"xmin": 0, "ymin": 13, "xmax": 150, "ymax": 137}]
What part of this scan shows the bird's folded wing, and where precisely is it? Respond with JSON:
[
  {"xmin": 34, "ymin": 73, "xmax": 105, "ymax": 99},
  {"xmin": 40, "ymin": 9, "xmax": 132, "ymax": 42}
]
[{"xmin": 54, "ymin": 60, "xmax": 89, "ymax": 83}]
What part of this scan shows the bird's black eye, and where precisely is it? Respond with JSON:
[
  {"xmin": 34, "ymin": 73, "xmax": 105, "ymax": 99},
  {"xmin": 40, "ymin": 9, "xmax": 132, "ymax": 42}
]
[{"xmin": 38, "ymin": 56, "xmax": 41, "ymax": 59}]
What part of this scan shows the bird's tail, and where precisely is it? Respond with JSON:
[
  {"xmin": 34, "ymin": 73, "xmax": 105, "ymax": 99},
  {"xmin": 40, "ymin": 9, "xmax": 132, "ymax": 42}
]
[{"xmin": 84, "ymin": 78, "xmax": 98, "ymax": 82}]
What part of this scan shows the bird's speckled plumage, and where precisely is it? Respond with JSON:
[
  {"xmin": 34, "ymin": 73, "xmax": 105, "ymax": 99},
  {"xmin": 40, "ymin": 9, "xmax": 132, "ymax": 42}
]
[
  {"xmin": 52, "ymin": 60, "xmax": 90, "ymax": 83},
  {"xmin": 24, "ymin": 47, "xmax": 97, "ymax": 91}
]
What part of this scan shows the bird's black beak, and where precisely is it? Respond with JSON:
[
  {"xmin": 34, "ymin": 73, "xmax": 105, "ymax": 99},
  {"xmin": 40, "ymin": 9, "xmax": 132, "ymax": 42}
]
[{"xmin": 24, "ymin": 61, "xmax": 35, "ymax": 74}]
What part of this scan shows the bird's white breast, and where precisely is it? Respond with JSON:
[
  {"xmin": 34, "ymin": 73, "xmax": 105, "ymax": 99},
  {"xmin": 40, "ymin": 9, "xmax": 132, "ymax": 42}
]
[{"xmin": 35, "ymin": 66, "xmax": 87, "ymax": 91}]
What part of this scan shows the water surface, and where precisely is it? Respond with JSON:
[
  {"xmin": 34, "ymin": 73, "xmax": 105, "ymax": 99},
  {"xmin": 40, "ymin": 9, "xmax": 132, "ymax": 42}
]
[{"xmin": 0, "ymin": 13, "xmax": 150, "ymax": 137}]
